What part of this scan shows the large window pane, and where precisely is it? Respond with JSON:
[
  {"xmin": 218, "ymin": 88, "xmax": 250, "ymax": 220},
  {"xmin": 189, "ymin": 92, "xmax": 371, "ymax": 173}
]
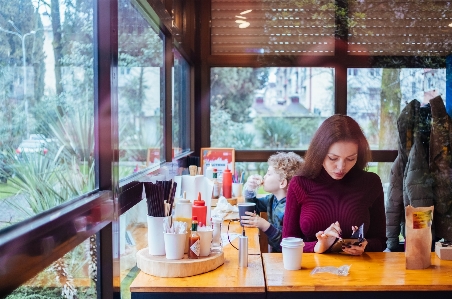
[
  {"xmin": 118, "ymin": 0, "xmax": 164, "ymax": 179},
  {"xmin": 5, "ymin": 236, "xmax": 97, "ymax": 298},
  {"xmin": 347, "ymin": 68, "xmax": 447, "ymax": 150},
  {"xmin": 172, "ymin": 49, "xmax": 191, "ymax": 157},
  {"xmin": 0, "ymin": 0, "xmax": 95, "ymax": 229},
  {"xmin": 210, "ymin": 67, "xmax": 334, "ymax": 150}
]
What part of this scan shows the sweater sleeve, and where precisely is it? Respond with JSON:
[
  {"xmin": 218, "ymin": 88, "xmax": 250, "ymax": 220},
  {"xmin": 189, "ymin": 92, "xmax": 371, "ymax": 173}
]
[
  {"xmin": 282, "ymin": 178, "xmax": 317, "ymax": 252},
  {"xmin": 365, "ymin": 173, "xmax": 387, "ymax": 252},
  {"xmin": 244, "ymin": 193, "xmax": 269, "ymax": 215},
  {"xmin": 264, "ymin": 224, "xmax": 282, "ymax": 252}
]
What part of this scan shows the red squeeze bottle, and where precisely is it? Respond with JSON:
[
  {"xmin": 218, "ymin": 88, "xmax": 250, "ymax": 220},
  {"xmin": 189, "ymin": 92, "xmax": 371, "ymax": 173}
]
[
  {"xmin": 192, "ymin": 192, "xmax": 207, "ymax": 226},
  {"xmin": 223, "ymin": 166, "xmax": 232, "ymax": 198}
]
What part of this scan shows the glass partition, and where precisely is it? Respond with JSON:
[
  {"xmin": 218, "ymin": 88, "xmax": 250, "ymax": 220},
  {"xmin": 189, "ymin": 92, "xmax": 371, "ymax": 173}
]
[
  {"xmin": 210, "ymin": 67, "xmax": 334, "ymax": 150},
  {"xmin": 347, "ymin": 68, "xmax": 447, "ymax": 150},
  {"xmin": 172, "ymin": 49, "xmax": 191, "ymax": 157},
  {"xmin": 118, "ymin": 0, "xmax": 165, "ymax": 179},
  {"xmin": 0, "ymin": 0, "xmax": 95, "ymax": 230},
  {"xmin": 5, "ymin": 236, "xmax": 97, "ymax": 298}
]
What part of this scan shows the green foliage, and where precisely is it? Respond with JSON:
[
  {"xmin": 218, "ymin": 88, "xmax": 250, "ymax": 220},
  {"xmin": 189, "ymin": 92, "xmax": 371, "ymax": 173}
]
[
  {"xmin": 233, "ymin": 130, "xmax": 255, "ymax": 150},
  {"xmin": 254, "ymin": 117, "xmax": 297, "ymax": 148},
  {"xmin": 211, "ymin": 68, "xmax": 268, "ymax": 123},
  {"xmin": 210, "ymin": 102, "xmax": 249, "ymax": 148}
]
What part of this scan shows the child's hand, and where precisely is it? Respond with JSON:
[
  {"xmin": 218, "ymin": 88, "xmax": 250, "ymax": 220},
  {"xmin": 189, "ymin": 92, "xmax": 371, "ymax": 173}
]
[
  {"xmin": 245, "ymin": 174, "xmax": 263, "ymax": 191},
  {"xmin": 241, "ymin": 211, "xmax": 270, "ymax": 231}
]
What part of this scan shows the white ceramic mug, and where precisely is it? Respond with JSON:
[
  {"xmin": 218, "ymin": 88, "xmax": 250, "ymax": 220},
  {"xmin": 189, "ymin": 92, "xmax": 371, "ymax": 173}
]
[
  {"xmin": 164, "ymin": 232, "xmax": 187, "ymax": 260},
  {"xmin": 147, "ymin": 215, "xmax": 171, "ymax": 256},
  {"xmin": 232, "ymin": 183, "xmax": 243, "ymax": 197},
  {"xmin": 197, "ymin": 229, "xmax": 213, "ymax": 257}
]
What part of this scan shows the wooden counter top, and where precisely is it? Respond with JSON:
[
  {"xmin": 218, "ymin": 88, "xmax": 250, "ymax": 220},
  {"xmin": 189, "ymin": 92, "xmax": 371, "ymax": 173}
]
[
  {"xmin": 263, "ymin": 252, "xmax": 452, "ymax": 292},
  {"xmin": 130, "ymin": 220, "xmax": 265, "ymax": 295}
]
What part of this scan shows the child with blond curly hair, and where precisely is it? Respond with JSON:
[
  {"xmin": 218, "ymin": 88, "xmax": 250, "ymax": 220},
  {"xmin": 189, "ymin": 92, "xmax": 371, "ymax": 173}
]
[{"xmin": 241, "ymin": 151, "xmax": 303, "ymax": 252}]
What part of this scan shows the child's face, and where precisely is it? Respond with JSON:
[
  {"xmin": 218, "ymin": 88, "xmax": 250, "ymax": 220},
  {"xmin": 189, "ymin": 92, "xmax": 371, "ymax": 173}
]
[{"xmin": 263, "ymin": 166, "xmax": 283, "ymax": 193}]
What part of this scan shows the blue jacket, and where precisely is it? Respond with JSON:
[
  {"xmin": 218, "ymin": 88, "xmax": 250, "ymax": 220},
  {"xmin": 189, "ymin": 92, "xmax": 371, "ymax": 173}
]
[{"xmin": 245, "ymin": 190, "xmax": 285, "ymax": 252}]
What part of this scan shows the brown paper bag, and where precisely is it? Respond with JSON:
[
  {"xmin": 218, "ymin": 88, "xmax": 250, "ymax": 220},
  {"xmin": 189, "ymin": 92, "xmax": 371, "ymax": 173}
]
[{"xmin": 405, "ymin": 205, "xmax": 433, "ymax": 269}]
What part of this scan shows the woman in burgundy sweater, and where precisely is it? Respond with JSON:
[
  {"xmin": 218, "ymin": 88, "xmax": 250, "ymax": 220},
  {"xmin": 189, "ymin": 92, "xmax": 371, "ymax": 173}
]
[{"xmin": 283, "ymin": 115, "xmax": 386, "ymax": 255}]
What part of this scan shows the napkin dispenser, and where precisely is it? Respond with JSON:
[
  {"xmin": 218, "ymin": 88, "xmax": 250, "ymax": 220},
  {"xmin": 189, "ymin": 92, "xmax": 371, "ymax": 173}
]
[
  {"xmin": 174, "ymin": 175, "xmax": 213, "ymax": 225},
  {"xmin": 435, "ymin": 241, "xmax": 452, "ymax": 260}
]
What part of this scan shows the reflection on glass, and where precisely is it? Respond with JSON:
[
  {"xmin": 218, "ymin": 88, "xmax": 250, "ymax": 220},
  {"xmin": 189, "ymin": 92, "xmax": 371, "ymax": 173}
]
[
  {"xmin": 348, "ymin": 1, "xmax": 452, "ymax": 56},
  {"xmin": 172, "ymin": 50, "xmax": 191, "ymax": 157},
  {"xmin": 0, "ymin": 0, "xmax": 95, "ymax": 230},
  {"xmin": 118, "ymin": 0, "xmax": 164, "ymax": 178},
  {"xmin": 6, "ymin": 237, "xmax": 97, "ymax": 298},
  {"xmin": 210, "ymin": 67, "xmax": 334, "ymax": 150},
  {"xmin": 211, "ymin": 0, "xmax": 336, "ymax": 55},
  {"xmin": 347, "ymin": 68, "xmax": 447, "ymax": 150},
  {"xmin": 235, "ymin": 162, "xmax": 269, "ymax": 195},
  {"xmin": 118, "ymin": 200, "xmax": 148, "ymax": 299}
]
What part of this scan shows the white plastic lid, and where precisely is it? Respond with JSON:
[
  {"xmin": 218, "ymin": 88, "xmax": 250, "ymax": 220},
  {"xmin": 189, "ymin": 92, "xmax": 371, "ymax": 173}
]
[
  {"xmin": 178, "ymin": 198, "xmax": 191, "ymax": 204},
  {"xmin": 280, "ymin": 237, "xmax": 304, "ymax": 248}
]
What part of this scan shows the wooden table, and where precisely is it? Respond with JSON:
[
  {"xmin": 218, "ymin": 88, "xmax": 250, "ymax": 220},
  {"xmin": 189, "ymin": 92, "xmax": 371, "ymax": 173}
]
[
  {"xmin": 130, "ymin": 220, "xmax": 265, "ymax": 299},
  {"xmin": 263, "ymin": 252, "xmax": 452, "ymax": 299}
]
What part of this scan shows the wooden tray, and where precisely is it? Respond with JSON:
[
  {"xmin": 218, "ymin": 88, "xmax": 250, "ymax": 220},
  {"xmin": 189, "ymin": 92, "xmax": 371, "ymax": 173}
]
[{"xmin": 136, "ymin": 248, "xmax": 224, "ymax": 277}]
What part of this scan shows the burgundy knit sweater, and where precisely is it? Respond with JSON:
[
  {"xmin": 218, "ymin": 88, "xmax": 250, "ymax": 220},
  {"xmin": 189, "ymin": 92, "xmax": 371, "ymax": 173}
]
[{"xmin": 282, "ymin": 167, "xmax": 387, "ymax": 253}]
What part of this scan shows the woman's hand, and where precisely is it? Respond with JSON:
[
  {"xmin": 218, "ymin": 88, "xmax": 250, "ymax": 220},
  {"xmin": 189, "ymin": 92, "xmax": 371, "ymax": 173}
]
[
  {"xmin": 314, "ymin": 221, "xmax": 342, "ymax": 253},
  {"xmin": 341, "ymin": 239, "xmax": 368, "ymax": 255},
  {"xmin": 242, "ymin": 211, "xmax": 270, "ymax": 232}
]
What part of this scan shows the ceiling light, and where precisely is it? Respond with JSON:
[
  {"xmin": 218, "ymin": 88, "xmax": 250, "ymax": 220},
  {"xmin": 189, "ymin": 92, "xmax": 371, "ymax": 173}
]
[
  {"xmin": 236, "ymin": 15, "xmax": 246, "ymax": 19},
  {"xmin": 235, "ymin": 20, "xmax": 246, "ymax": 24},
  {"xmin": 240, "ymin": 10, "xmax": 252, "ymax": 15},
  {"xmin": 239, "ymin": 22, "xmax": 250, "ymax": 28}
]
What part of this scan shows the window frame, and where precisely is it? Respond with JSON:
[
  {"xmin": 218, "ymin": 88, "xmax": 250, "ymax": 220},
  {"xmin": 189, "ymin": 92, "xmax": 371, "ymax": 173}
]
[
  {"xmin": 0, "ymin": 0, "xmax": 195, "ymax": 298},
  {"xmin": 197, "ymin": 1, "xmax": 447, "ymax": 163}
]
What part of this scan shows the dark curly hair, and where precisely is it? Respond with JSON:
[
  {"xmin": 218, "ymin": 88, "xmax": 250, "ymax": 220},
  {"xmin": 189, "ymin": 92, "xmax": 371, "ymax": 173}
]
[{"xmin": 299, "ymin": 114, "xmax": 371, "ymax": 179}]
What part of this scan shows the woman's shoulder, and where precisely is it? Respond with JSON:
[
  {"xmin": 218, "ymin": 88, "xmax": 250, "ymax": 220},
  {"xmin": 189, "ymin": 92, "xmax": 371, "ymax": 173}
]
[{"xmin": 352, "ymin": 168, "xmax": 383, "ymax": 188}]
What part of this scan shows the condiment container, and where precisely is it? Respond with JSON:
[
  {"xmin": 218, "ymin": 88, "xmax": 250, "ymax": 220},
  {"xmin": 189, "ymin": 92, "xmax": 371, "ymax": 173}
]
[
  {"xmin": 192, "ymin": 192, "xmax": 207, "ymax": 227},
  {"xmin": 189, "ymin": 216, "xmax": 200, "ymax": 259},
  {"xmin": 222, "ymin": 166, "xmax": 232, "ymax": 198},
  {"xmin": 173, "ymin": 192, "xmax": 192, "ymax": 253}
]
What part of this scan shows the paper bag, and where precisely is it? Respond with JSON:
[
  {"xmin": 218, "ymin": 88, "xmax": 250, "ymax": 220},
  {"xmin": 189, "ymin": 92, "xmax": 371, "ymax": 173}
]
[{"xmin": 405, "ymin": 205, "xmax": 433, "ymax": 269}]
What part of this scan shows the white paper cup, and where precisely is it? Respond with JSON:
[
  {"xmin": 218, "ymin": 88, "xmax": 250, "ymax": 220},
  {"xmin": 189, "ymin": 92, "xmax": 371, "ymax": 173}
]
[
  {"xmin": 164, "ymin": 233, "xmax": 187, "ymax": 260},
  {"xmin": 232, "ymin": 183, "xmax": 243, "ymax": 197},
  {"xmin": 147, "ymin": 215, "xmax": 171, "ymax": 256},
  {"xmin": 197, "ymin": 229, "xmax": 213, "ymax": 257},
  {"xmin": 280, "ymin": 237, "xmax": 304, "ymax": 270}
]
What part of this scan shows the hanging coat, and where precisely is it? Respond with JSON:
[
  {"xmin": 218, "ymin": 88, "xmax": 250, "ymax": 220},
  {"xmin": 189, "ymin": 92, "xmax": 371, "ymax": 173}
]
[
  {"xmin": 386, "ymin": 99, "xmax": 434, "ymax": 251},
  {"xmin": 429, "ymin": 96, "xmax": 452, "ymax": 241}
]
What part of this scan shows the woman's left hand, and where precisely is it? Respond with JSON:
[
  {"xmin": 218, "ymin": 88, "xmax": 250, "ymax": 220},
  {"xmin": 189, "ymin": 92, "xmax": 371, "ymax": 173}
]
[{"xmin": 341, "ymin": 239, "xmax": 368, "ymax": 256}]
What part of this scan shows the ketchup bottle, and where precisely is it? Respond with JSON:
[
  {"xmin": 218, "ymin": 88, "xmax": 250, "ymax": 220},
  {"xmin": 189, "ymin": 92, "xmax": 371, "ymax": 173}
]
[
  {"xmin": 222, "ymin": 165, "xmax": 232, "ymax": 198},
  {"xmin": 192, "ymin": 192, "xmax": 207, "ymax": 227}
]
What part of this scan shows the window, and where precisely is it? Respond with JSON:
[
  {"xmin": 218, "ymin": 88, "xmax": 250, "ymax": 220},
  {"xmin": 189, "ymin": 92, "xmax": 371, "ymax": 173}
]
[
  {"xmin": 5, "ymin": 237, "xmax": 97, "ymax": 298},
  {"xmin": 210, "ymin": 67, "xmax": 334, "ymax": 150},
  {"xmin": 173, "ymin": 49, "xmax": 191, "ymax": 157},
  {"xmin": 118, "ymin": 0, "xmax": 165, "ymax": 178},
  {"xmin": 347, "ymin": 68, "xmax": 447, "ymax": 150},
  {"xmin": 0, "ymin": 0, "xmax": 95, "ymax": 230}
]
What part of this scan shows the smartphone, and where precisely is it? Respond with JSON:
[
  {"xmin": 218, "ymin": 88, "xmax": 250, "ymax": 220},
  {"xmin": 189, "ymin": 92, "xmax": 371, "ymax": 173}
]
[{"xmin": 330, "ymin": 238, "xmax": 361, "ymax": 252}]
